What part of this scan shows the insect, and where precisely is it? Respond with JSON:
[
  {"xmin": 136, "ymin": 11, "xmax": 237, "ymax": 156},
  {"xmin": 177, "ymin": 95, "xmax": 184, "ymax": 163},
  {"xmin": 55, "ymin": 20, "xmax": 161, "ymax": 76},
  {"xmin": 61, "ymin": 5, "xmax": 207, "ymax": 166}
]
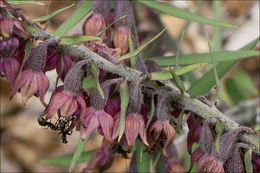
[
  {"xmin": 152, "ymin": 80, "xmax": 166, "ymax": 89},
  {"xmin": 112, "ymin": 145, "xmax": 130, "ymax": 159},
  {"xmin": 58, "ymin": 115, "xmax": 77, "ymax": 143},
  {"xmin": 38, "ymin": 117, "xmax": 58, "ymax": 130}
]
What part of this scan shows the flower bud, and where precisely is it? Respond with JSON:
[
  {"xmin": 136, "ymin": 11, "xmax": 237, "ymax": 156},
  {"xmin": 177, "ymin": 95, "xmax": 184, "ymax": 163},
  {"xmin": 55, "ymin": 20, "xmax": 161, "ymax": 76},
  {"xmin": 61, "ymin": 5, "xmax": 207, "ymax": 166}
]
[
  {"xmin": 92, "ymin": 0, "xmax": 112, "ymax": 17},
  {"xmin": 114, "ymin": 0, "xmax": 134, "ymax": 29},
  {"xmin": 83, "ymin": 14, "xmax": 106, "ymax": 36},
  {"xmin": 113, "ymin": 27, "xmax": 135, "ymax": 55},
  {"xmin": 0, "ymin": 37, "xmax": 19, "ymax": 57}
]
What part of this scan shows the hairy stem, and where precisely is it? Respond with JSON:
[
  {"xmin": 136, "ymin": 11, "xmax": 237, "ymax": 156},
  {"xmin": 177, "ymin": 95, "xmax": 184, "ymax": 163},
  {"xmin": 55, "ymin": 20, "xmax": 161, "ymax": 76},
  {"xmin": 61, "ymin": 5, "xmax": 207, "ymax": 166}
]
[{"xmin": 32, "ymin": 28, "xmax": 259, "ymax": 155}]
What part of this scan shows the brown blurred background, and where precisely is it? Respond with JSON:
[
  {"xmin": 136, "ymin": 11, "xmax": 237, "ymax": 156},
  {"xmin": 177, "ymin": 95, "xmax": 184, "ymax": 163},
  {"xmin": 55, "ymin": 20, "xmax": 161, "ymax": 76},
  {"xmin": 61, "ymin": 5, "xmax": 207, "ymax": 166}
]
[{"xmin": 1, "ymin": 1, "xmax": 259, "ymax": 172}]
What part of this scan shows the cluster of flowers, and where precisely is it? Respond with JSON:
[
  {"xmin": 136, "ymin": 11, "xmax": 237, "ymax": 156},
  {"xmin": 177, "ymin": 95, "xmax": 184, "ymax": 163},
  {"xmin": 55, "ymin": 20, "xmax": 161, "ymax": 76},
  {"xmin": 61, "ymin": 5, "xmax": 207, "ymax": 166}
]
[{"xmin": 1, "ymin": 0, "xmax": 259, "ymax": 172}]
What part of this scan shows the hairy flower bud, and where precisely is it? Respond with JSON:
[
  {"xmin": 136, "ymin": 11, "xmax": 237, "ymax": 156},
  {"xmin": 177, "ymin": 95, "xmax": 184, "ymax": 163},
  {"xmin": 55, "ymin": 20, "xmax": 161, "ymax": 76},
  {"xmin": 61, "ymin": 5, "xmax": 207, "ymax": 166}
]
[
  {"xmin": 113, "ymin": 27, "xmax": 135, "ymax": 55},
  {"xmin": 92, "ymin": 0, "xmax": 112, "ymax": 17},
  {"xmin": 0, "ymin": 37, "xmax": 19, "ymax": 57},
  {"xmin": 114, "ymin": 0, "xmax": 134, "ymax": 29},
  {"xmin": 83, "ymin": 14, "xmax": 106, "ymax": 36}
]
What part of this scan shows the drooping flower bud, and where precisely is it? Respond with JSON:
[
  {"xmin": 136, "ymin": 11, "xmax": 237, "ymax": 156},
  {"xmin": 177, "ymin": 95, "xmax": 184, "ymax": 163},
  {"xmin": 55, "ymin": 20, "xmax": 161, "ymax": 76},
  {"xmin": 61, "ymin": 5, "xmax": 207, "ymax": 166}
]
[
  {"xmin": 148, "ymin": 93, "xmax": 176, "ymax": 158},
  {"xmin": 92, "ymin": 0, "xmax": 112, "ymax": 17},
  {"xmin": 83, "ymin": 14, "xmax": 106, "ymax": 36},
  {"xmin": 0, "ymin": 37, "xmax": 19, "ymax": 57},
  {"xmin": 82, "ymin": 138, "xmax": 114, "ymax": 172},
  {"xmin": 113, "ymin": 0, "xmax": 135, "ymax": 55},
  {"xmin": 80, "ymin": 78, "xmax": 123, "ymax": 143},
  {"xmin": 114, "ymin": 0, "xmax": 134, "ymax": 29},
  {"xmin": 11, "ymin": 39, "xmax": 57, "ymax": 105},
  {"xmin": 44, "ymin": 60, "xmax": 89, "ymax": 119},
  {"xmin": 189, "ymin": 120, "xmax": 253, "ymax": 173},
  {"xmin": 127, "ymin": 80, "xmax": 143, "ymax": 114}
]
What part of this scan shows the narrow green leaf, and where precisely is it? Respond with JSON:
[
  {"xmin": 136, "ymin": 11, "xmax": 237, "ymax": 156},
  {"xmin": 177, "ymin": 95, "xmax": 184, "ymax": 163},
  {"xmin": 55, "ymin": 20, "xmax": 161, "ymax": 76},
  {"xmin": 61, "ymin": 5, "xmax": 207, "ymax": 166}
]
[
  {"xmin": 152, "ymin": 148, "xmax": 162, "ymax": 170},
  {"xmin": 136, "ymin": 141, "xmax": 150, "ymax": 172},
  {"xmin": 69, "ymin": 137, "xmax": 88, "ymax": 172},
  {"xmin": 206, "ymin": 33, "xmax": 220, "ymax": 104},
  {"xmin": 34, "ymin": 4, "xmax": 75, "ymax": 22},
  {"xmin": 176, "ymin": 30, "xmax": 185, "ymax": 68},
  {"xmin": 188, "ymin": 37, "xmax": 259, "ymax": 97},
  {"xmin": 245, "ymin": 149, "xmax": 253, "ymax": 173},
  {"xmin": 54, "ymin": 1, "xmax": 92, "ymax": 37},
  {"xmin": 91, "ymin": 61, "xmax": 104, "ymax": 99},
  {"xmin": 7, "ymin": 0, "xmax": 44, "ymax": 5},
  {"xmin": 176, "ymin": 109, "xmax": 185, "ymax": 134},
  {"xmin": 55, "ymin": 54, "xmax": 64, "ymax": 88},
  {"xmin": 118, "ymin": 80, "xmax": 129, "ymax": 142},
  {"xmin": 44, "ymin": 1, "xmax": 52, "ymax": 30},
  {"xmin": 151, "ymin": 50, "xmax": 259, "ymax": 66},
  {"xmin": 139, "ymin": 1, "xmax": 238, "ymax": 28},
  {"xmin": 120, "ymin": 28, "xmax": 167, "ymax": 60},
  {"xmin": 233, "ymin": 69, "xmax": 258, "ymax": 95},
  {"xmin": 18, "ymin": 40, "xmax": 31, "ymax": 78},
  {"xmin": 215, "ymin": 121, "xmax": 223, "ymax": 153},
  {"xmin": 146, "ymin": 94, "xmax": 155, "ymax": 129},
  {"xmin": 83, "ymin": 78, "xmax": 97, "ymax": 90},
  {"xmin": 43, "ymin": 149, "xmax": 95, "ymax": 166},
  {"xmin": 225, "ymin": 78, "xmax": 249, "ymax": 105},
  {"xmin": 59, "ymin": 36, "xmax": 100, "ymax": 45},
  {"xmin": 213, "ymin": 0, "xmax": 222, "ymax": 51},
  {"xmin": 129, "ymin": 32, "xmax": 137, "ymax": 69},
  {"xmin": 168, "ymin": 67, "xmax": 185, "ymax": 95},
  {"xmin": 22, "ymin": 22, "xmax": 39, "ymax": 33},
  {"xmin": 151, "ymin": 63, "xmax": 204, "ymax": 81},
  {"xmin": 96, "ymin": 15, "xmax": 127, "ymax": 37}
]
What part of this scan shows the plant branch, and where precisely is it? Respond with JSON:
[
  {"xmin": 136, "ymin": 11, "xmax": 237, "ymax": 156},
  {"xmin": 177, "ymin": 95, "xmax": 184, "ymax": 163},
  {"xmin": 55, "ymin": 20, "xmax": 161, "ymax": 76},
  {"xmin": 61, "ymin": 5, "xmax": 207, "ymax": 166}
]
[{"xmin": 32, "ymin": 28, "xmax": 259, "ymax": 155}]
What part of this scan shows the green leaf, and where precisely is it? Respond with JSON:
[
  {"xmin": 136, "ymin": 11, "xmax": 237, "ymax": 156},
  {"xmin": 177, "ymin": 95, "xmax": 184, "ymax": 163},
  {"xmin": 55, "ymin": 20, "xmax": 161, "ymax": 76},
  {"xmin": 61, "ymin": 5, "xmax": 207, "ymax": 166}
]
[
  {"xmin": 22, "ymin": 22, "xmax": 39, "ymax": 33},
  {"xmin": 168, "ymin": 67, "xmax": 185, "ymax": 95},
  {"xmin": 33, "ymin": 4, "xmax": 75, "ymax": 23},
  {"xmin": 188, "ymin": 37, "xmax": 259, "ymax": 97},
  {"xmin": 213, "ymin": 0, "xmax": 222, "ymax": 51},
  {"xmin": 7, "ymin": 0, "xmax": 44, "ymax": 5},
  {"xmin": 59, "ymin": 36, "xmax": 101, "ymax": 45},
  {"xmin": 96, "ymin": 15, "xmax": 127, "ymax": 37},
  {"xmin": 55, "ymin": 54, "xmax": 64, "ymax": 88},
  {"xmin": 151, "ymin": 63, "xmax": 204, "ymax": 81},
  {"xmin": 69, "ymin": 137, "xmax": 88, "ymax": 172},
  {"xmin": 83, "ymin": 78, "xmax": 97, "ymax": 90},
  {"xmin": 136, "ymin": 141, "xmax": 150, "ymax": 172},
  {"xmin": 18, "ymin": 40, "xmax": 31, "ymax": 78},
  {"xmin": 129, "ymin": 32, "xmax": 137, "ymax": 69},
  {"xmin": 91, "ymin": 61, "xmax": 104, "ymax": 99},
  {"xmin": 232, "ymin": 69, "xmax": 258, "ymax": 95},
  {"xmin": 215, "ymin": 121, "xmax": 223, "ymax": 153},
  {"xmin": 152, "ymin": 148, "xmax": 162, "ymax": 170},
  {"xmin": 245, "ymin": 149, "xmax": 253, "ymax": 173},
  {"xmin": 175, "ymin": 109, "xmax": 185, "ymax": 134},
  {"xmin": 43, "ymin": 149, "xmax": 95, "ymax": 166},
  {"xmin": 206, "ymin": 33, "xmax": 220, "ymax": 104},
  {"xmin": 139, "ymin": 1, "xmax": 238, "ymax": 28},
  {"xmin": 146, "ymin": 94, "xmax": 155, "ymax": 129},
  {"xmin": 225, "ymin": 78, "xmax": 249, "ymax": 105},
  {"xmin": 54, "ymin": 1, "xmax": 92, "ymax": 37},
  {"xmin": 120, "ymin": 28, "xmax": 167, "ymax": 60},
  {"xmin": 150, "ymin": 50, "xmax": 259, "ymax": 66},
  {"xmin": 118, "ymin": 80, "xmax": 129, "ymax": 142}
]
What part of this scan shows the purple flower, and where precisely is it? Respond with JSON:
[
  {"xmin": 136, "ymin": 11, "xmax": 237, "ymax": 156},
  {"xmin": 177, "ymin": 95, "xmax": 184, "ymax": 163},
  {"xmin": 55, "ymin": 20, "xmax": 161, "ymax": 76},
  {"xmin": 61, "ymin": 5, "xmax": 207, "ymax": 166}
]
[
  {"xmin": 80, "ymin": 78, "xmax": 123, "ymax": 143},
  {"xmin": 45, "ymin": 50, "xmax": 77, "ymax": 81},
  {"xmin": 10, "ymin": 39, "xmax": 56, "ymax": 105},
  {"xmin": 187, "ymin": 114, "xmax": 202, "ymax": 153},
  {"xmin": 0, "ymin": 17, "xmax": 28, "ymax": 38},
  {"xmin": 189, "ymin": 121, "xmax": 253, "ymax": 172},
  {"xmin": 148, "ymin": 94, "xmax": 177, "ymax": 158},
  {"xmin": 112, "ymin": 112, "xmax": 148, "ymax": 147},
  {"xmin": 0, "ymin": 37, "xmax": 20, "ymax": 85},
  {"xmin": 82, "ymin": 138, "xmax": 114, "ymax": 172},
  {"xmin": 44, "ymin": 61, "xmax": 88, "ymax": 119}
]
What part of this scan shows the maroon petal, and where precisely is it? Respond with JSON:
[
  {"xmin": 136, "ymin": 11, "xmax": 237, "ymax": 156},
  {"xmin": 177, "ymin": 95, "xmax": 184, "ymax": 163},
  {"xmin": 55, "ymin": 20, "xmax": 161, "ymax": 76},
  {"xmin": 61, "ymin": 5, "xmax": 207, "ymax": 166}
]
[
  {"xmin": 162, "ymin": 122, "xmax": 176, "ymax": 158},
  {"xmin": 37, "ymin": 72, "xmax": 49, "ymax": 106},
  {"xmin": 20, "ymin": 73, "xmax": 38, "ymax": 105},
  {"xmin": 1, "ymin": 56, "xmax": 20, "ymax": 85},
  {"xmin": 96, "ymin": 110, "xmax": 114, "ymax": 143},
  {"xmin": 189, "ymin": 147, "xmax": 203, "ymax": 172},
  {"xmin": 125, "ymin": 114, "xmax": 140, "ymax": 147},
  {"xmin": 80, "ymin": 112, "xmax": 99, "ymax": 140},
  {"xmin": 10, "ymin": 69, "xmax": 32, "ymax": 99}
]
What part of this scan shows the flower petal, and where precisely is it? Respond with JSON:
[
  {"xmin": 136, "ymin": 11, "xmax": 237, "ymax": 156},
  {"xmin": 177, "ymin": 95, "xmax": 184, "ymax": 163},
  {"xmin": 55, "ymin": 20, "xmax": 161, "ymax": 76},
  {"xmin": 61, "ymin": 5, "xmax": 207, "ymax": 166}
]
[{"xmin": 97, "ymin": 110, "xmax": 114, "ymax": 143}]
